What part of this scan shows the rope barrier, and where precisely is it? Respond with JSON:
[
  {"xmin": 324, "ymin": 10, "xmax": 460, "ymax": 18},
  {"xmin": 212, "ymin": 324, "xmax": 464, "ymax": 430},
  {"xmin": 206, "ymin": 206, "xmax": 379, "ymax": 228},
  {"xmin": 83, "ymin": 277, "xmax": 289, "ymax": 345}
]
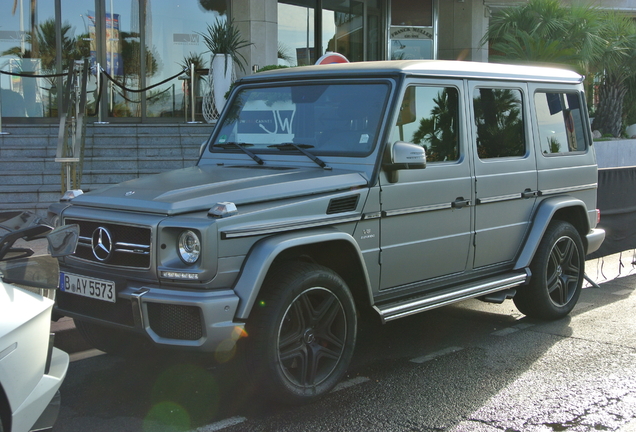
[
  {"xmin": 99, "ymin": 66, "xmax": 188, "ymax": 94},
  {"xmin": 0, "ymin": 63, "xmax": 198, "ymax": 123},
  {"xmin": 0, "ymin": 69, "xmax": 69, "ymax": 78},
  {"xmin": 112, "ymin": 84, "xmax": 172, "ymax": 104}
]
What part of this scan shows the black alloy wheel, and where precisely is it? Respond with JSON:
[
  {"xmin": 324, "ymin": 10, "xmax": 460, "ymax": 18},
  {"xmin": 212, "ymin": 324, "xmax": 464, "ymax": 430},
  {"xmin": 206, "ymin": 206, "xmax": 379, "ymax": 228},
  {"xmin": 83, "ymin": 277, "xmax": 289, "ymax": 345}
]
[
  {"xmin": 514, "ymin": 220, "xmax": 585, "ymax": 320},
  {"xmin": 245, "ymin": 262, "xmax": 357, "ymax": 404}
]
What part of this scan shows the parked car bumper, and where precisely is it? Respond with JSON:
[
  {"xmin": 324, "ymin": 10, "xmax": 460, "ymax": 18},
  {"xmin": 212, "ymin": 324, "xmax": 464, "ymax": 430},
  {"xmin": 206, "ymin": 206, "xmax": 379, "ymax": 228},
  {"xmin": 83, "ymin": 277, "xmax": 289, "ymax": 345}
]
[{"xmin": 12, "ymin": 347, "xmax": 69, "ymax": 432}]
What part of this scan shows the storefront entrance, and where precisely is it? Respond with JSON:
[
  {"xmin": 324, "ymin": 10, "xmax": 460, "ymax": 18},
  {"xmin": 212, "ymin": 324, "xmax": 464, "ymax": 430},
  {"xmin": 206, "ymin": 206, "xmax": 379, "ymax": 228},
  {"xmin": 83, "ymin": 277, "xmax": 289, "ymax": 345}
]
[{"xmin": 278, "ymin": 0, "xmax": 384, "ymax": 65}]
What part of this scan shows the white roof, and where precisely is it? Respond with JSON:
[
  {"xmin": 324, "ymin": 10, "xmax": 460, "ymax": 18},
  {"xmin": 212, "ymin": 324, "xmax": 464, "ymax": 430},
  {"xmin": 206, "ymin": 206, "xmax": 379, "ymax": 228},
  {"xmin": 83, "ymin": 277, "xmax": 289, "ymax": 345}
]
[{"xmin": 248, "ymin": 60, "xmax": 583, "ymax": 84}]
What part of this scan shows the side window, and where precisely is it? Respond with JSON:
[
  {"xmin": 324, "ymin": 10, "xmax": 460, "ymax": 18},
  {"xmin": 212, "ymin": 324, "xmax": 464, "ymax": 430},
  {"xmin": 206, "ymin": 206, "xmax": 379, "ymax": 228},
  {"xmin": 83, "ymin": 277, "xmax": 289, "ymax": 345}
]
[
  {"xmin": 392, "ymin": 86, "xmax": 460, "ymax": 162},
  {"xmin": 473, "ymin": 88, "xmax": 526, "ymax": 159},
  {"xmin": 535, "ymin": 92, "xmax": 587, "ymax": 155}
]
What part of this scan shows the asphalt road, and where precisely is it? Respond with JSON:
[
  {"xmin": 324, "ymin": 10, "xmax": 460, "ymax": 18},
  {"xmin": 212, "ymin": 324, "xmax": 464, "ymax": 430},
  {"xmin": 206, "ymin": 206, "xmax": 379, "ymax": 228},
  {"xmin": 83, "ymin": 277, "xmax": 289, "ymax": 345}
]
[{"xmin": 52, "ymin": 253, "xmax": 636, "ymax": 432}]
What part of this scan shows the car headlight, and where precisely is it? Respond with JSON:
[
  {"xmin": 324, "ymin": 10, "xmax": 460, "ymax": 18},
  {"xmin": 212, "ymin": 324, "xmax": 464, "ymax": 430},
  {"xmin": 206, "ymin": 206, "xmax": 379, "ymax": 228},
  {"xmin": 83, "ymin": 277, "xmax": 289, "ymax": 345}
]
[{"xmin": 178, "ymin": 230, "xmax": 201, "ymax": 264}]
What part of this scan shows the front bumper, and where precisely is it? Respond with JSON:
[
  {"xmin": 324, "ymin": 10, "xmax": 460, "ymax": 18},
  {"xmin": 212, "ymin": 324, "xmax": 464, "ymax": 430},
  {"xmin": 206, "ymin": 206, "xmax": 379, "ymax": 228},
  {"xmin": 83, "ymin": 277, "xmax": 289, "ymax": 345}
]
[{"xmin": 56, "ymin": 279, "xmax": 244, "ymax": 353}]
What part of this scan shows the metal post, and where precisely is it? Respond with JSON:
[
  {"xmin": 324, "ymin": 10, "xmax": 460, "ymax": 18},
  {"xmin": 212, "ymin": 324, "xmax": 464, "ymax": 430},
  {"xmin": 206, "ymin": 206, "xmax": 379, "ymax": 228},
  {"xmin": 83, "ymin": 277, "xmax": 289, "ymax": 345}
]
[
  {"xmin": 188, "ymin": 63, "xmax": 201, "ymax": 124},
  {"xmin": 95, "ymin": 63, "xmax": 109, "ymax": 125},
  {"xmin": 0, "ymin": 83, "xmax": 9, "ymax": 135}
]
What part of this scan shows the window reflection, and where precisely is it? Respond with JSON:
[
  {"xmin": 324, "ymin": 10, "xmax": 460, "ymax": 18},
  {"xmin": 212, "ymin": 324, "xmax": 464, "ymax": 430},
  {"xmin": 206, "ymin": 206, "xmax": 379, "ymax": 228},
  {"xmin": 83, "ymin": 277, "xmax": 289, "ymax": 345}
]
[
  {"xmin": 0, "ymin": 1, "xmax": 57, "ymax": 118},
  {"xmin": 145, "ymin": 0, "xmax": 225, "ymax": 119},
  {"xmin": 62, "ymin": 2, "xmax": 96, "ymax": 118},
  {"xmin": 278, "ymin": 2, "xmax": 316, "ymax": 66},
  {"xmin": 473, "ymin": 88, "xmax": 526, "ymax": 159},
  {"xmin": 279, "ymin": 0, "xmax": 382, "ymax": 65},
  {"xmin": 391, "ymin": 86, "xmax": 460, "ymax": 163}
]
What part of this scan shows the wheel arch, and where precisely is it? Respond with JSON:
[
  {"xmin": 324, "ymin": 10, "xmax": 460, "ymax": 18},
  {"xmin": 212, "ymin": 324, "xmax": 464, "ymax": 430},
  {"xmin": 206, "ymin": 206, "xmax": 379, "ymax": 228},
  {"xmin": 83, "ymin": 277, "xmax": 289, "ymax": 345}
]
[
  {"xmin": 514, "ymin": 196, "xmax": 590, "ymax": 271},
  {"xmin": 233, "ymin": 228, "xmax": 373, "ymax": 319},
  {"xmin": 0, "ymin": 383, "xmax": 11, "ymax": 432}
]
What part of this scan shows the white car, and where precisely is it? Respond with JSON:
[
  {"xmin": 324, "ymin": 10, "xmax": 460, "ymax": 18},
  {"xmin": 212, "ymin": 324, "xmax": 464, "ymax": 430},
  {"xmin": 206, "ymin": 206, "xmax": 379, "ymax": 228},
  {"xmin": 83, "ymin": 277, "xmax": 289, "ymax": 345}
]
[{"xmin": 0, "ymin": 212, "xmax": 77, "ymax": 432}]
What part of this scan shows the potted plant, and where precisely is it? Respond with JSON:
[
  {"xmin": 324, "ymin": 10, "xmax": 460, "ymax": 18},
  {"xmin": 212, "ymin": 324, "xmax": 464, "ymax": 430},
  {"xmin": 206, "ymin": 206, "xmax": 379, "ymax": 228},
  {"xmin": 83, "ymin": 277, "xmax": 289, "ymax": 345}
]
[{"xmin": 198, "ymin": 19, "xmax": 251, "ymax": 114}]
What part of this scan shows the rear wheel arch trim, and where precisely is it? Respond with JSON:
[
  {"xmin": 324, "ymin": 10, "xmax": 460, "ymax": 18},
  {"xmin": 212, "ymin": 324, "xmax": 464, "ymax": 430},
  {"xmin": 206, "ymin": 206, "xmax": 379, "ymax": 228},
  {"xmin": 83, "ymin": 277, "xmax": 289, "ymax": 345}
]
[
  {"xmin": 514, "ymin": 196, "xmax": 590, "ymax": 271},
  {"xmin": 0, "ymin": 383, "xmax": 11, "ymax": 432},
  {"xmin": 233, "ymin": 229, "xmax": 372, "ymax": 319}
]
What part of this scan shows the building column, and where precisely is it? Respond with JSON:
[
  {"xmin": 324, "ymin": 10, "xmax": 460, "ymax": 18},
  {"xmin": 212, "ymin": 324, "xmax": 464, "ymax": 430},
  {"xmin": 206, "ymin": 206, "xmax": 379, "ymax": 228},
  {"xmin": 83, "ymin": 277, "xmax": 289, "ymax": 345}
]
[
  {"xmin": 437, "ymin": 0, "xmax": 489, "ymax": 62},
  {"xmin": 231, "ymin": 0, "xmax": 278, "ymax": 77}
]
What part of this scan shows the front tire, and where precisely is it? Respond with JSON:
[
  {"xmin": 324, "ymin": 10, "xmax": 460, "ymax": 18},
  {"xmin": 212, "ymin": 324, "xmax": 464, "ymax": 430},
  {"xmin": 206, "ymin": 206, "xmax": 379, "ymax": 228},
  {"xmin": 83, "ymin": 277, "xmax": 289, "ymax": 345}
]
[
  {"xmin": 514, "ymin": 220, "xmax": 585, "ymax": 320},
  {"xmin": 245, "ymin": 262, "xmax": 357, "ymax": 404}
]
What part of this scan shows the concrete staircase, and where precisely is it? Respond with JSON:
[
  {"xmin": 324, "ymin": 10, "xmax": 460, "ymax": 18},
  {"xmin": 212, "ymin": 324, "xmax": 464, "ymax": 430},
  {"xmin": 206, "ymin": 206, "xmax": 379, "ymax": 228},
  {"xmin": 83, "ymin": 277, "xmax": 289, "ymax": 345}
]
[{"xmin": 0, "ymin": 123, "xmax": 212, "ymax": 217}]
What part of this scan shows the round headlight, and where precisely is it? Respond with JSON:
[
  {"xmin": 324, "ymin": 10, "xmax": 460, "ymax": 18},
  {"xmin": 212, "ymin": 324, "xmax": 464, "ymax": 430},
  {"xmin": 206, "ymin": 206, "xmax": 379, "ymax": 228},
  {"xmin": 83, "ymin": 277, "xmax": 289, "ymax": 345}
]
[{"xmin": 178, "ymin": 230, "xmax": 201, "ymax": 264}]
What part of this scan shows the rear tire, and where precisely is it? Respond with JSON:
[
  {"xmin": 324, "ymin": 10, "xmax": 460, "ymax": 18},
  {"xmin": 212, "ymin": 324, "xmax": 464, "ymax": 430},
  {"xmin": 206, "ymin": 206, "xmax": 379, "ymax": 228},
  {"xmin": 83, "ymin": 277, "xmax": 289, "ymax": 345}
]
[
  {"xmin": 245, "ymin": 262, "xmax": 357, "ymax": 404},
  {"xmin": 514, "ymin": 221, "xmax": 584, "ymax": 320}
]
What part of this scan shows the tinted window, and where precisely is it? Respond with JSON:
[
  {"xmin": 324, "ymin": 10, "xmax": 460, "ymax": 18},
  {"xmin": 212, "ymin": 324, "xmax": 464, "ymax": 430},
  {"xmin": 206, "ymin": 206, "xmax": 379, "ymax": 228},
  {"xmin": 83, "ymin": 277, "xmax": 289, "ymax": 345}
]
[
  {"xmin": 473, "ymin": 88, "xmax": 525, "ymax": 159},
  {"xmin": 392, "ymin": 86, "xmax": 460, "ymax": 162},
  {"xmin": 535, "ymin": 92, "xmax": 587, "ymax": 155},
  {"xmin": 211, "ymin": 82, "xmax": 389, "ymax": 156}
]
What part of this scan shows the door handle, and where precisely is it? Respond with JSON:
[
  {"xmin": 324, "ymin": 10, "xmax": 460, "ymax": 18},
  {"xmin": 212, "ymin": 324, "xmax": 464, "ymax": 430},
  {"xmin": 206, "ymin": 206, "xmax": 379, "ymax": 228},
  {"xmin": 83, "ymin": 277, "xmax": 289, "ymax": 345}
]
[
  {"xmin": 452, "ymin": 197, "xmax": 471, "ymax": 209},
  {"xmin": 521, "ymin": 189, "xmax": 539, "ymax": 199}
]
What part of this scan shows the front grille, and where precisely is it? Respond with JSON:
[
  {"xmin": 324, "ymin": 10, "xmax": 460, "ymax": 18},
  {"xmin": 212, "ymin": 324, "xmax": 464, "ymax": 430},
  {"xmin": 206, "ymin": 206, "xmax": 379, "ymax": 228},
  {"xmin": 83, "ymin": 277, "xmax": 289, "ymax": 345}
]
[
  {"xmin": 66, "ymin": 219, "xmax": 151, "ymax": 268},
  {"xmin": 147, "ymin": 303, "xmax": 203, "ymax": 340},
  {"xmin": 57, "ymin": 290, "xmax": 135, "ymax": 326}
]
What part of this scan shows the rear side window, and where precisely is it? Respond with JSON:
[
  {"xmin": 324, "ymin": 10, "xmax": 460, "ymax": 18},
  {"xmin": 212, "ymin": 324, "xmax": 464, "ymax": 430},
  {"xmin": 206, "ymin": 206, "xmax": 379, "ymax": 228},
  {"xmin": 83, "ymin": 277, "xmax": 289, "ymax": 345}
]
[
  {"xmin": 392, "ymin": 86, "xmax": 460, "ymax": 162},
  {"xmin": 535, "ymin": 92, "xmax": 587, "ymax": 155},
  {"xmin": 473, "ymin": 88, "xmax": 526, "ymax": 159}
]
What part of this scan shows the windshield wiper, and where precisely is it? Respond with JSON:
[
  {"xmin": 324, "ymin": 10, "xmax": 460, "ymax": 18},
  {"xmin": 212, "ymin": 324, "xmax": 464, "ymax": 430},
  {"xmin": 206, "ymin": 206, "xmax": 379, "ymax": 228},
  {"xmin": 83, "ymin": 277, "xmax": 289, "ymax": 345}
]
[
  {"xmin": 269, "ymin": 143, "xmax": 327, "ymax": 169},
  {"xmin": 213, "ymin": 142, "xmax": 263, "ymax": 165}
]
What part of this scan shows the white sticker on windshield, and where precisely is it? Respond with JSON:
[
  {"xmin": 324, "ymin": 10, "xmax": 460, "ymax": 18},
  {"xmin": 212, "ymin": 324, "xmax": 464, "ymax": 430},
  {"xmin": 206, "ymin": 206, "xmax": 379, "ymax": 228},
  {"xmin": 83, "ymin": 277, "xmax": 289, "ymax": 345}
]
[{"xmin": 360, "ymin": 134, "xmax": 369, "ymax": 144}]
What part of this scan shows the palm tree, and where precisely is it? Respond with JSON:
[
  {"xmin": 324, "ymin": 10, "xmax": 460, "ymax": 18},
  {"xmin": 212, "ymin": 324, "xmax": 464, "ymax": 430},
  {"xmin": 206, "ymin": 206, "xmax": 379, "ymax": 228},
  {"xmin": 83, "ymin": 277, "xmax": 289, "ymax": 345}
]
[
  {"xmin": 589, "ymin": 13, "xmax": 636, "ymax": 137},
  {"xmin": 483, "ymin": 0, "xmax": 602, "ymax": 72},
  {"xmin": 482, "ymin": 0, "xmax": 636, "ymax": 137}
]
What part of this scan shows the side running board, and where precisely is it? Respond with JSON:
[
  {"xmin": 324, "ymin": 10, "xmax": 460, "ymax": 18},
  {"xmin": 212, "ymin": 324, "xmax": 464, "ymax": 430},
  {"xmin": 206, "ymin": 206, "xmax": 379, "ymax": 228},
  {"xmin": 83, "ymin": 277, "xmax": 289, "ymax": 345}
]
[{"xmin": 373, "ymin": 270, "xmax": 530, "ymax": 323}]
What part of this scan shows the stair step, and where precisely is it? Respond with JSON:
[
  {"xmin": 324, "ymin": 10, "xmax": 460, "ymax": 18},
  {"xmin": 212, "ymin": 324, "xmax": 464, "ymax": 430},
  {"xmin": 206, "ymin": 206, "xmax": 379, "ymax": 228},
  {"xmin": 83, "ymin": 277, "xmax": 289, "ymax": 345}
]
[{"xmin": 0, "ymin": 123, "xmax": 213, "ymax": 214}]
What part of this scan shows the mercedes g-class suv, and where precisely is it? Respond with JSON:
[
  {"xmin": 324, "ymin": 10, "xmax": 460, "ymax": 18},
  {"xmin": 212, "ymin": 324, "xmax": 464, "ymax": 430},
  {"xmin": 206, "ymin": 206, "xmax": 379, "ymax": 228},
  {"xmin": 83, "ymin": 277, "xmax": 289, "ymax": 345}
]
[{"xmin": 50, "ymin": 60, "xmax": 605, "ymax": 404}]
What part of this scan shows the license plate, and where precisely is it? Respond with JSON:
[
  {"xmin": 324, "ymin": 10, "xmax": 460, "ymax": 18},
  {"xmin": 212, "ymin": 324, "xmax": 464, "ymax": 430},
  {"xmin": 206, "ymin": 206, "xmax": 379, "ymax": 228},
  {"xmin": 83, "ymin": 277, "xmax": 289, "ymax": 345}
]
[{"xmin": 60, "ymin": 272, "xmax": 116, "ymax": 303}]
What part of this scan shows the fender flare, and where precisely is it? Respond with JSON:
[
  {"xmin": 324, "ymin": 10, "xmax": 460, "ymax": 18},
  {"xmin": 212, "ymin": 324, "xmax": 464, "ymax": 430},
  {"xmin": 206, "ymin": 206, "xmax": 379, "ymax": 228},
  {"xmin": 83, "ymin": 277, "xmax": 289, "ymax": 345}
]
[
  {"xmin": 233, "ymin": 228, "xmax": 373, "ymax": 319},
  {"xmin": 514, "ymin": 196, "xmax": 590, "ymax": 270}
]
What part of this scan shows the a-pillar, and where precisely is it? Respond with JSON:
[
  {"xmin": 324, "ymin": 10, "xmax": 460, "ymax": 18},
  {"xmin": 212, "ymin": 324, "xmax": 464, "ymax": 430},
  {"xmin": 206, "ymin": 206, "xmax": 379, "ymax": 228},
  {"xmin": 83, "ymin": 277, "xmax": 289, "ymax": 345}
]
[{"xmin": 231, "ymin": 0, "xmax": 278, "ymax": 78}]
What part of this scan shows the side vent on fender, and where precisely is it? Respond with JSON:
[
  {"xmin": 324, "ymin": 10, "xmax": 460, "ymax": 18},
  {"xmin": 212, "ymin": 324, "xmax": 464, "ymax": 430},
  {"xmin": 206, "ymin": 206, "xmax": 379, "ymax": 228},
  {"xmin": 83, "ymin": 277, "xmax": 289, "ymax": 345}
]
[{"xmin": 327, "ymin": 195, "xmax": 360, "ymax": 214}]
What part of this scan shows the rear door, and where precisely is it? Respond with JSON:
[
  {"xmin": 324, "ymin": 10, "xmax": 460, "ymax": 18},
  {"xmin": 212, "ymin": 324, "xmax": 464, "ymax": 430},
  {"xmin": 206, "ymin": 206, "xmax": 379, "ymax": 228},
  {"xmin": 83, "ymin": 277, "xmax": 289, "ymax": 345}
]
[{"xmin": 467, "ymin": 81, "xmax": 538, "ymax": 269}]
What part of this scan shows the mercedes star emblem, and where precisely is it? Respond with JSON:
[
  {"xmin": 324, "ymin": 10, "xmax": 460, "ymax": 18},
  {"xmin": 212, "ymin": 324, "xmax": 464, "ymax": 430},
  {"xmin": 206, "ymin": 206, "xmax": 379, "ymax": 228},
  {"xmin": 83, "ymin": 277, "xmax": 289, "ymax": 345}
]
[{"xmin": 92, "ymin": 227, "xmax": 113, "ymax": 262}]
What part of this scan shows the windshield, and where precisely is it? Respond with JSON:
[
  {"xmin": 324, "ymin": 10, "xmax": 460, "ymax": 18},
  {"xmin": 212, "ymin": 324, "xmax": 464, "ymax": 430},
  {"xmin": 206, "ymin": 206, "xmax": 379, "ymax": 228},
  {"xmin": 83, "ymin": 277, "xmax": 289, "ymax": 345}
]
[{"xmin": 210, "ymin": 81, "xmax": 390, "ymax": 157}]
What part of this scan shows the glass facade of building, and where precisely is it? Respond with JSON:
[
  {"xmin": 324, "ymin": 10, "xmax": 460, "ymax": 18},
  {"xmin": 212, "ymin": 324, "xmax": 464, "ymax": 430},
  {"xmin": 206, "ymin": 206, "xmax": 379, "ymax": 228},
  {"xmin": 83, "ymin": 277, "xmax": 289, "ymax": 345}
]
[
  {"xmin": 0, "ymin": 0, "xmax": 434, "ymax": 123},
  {"xmin": 0, "ymin": 0, "xmax": 227, "ymax": 122}
]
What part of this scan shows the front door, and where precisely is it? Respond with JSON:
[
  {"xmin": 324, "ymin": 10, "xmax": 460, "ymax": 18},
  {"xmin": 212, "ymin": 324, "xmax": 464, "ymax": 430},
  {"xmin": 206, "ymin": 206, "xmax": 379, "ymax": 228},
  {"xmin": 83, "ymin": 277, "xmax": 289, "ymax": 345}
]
[{"xmin": 379, "ymin": 81, "xmax": 473, "ymax": 289}]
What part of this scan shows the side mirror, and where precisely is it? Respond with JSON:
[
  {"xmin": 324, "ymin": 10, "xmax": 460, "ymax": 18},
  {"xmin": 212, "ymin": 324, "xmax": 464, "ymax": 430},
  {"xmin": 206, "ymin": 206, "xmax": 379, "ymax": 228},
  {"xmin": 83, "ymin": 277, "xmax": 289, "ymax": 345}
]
[
  {"xmin": 390, "ymin": 141, "xmax": 427, "ymax": 169},
  {"xmin": 0, "ymin": 225, "xmax": 78, "ymax": 290},
  {"xmin": 47, "ymin": 224, "xmax": 79, "ymax": 257},
  {"xmin": 384, "ymin": 141, "xmax": 427, "ymax": 183}
]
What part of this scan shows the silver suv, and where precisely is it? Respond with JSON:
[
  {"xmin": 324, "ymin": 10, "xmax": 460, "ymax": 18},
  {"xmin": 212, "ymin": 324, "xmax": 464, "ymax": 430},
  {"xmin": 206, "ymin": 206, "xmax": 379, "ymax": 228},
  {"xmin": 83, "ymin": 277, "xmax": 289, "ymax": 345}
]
[{"xmin": 51, "ymin": 60, "xmax": 605, "ymax": 403}]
